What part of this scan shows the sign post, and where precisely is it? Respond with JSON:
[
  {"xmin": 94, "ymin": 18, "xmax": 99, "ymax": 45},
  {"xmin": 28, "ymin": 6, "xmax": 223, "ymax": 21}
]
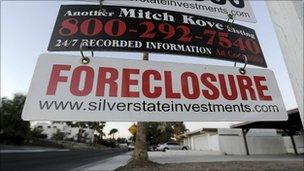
[{"xmin": 266, "ymin": 1, "xmax": 303, "ymax": 127}]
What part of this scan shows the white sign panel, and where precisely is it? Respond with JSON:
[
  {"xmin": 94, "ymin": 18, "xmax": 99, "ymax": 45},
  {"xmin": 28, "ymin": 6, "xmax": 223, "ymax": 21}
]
[
  {"xmin": 22, "ymin": 54, "xmax": 286, "ymax": 121},
  {"xmin": 101, "ymin": 0, "xmax": 256, "ymax": 23}
]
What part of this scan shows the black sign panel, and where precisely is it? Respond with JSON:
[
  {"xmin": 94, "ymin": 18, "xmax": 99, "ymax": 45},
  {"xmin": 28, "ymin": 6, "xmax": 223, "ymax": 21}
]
[{"xmin": 48, "ymin": 5, "xmax": 267, "ymax": 67}]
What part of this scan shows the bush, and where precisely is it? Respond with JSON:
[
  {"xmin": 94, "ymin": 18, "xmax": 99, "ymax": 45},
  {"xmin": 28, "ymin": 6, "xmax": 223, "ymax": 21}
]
[
  {"xmin": 31, "ymin": 127, "xmax": 47, "ymax": 139},
  {"xmin": 100, "ymin": 139, "xmax": 116, "ymax": 148},
  {"xmin": 52, "ymin": 129, "xmax": 66, "ymax": 141},
  {"xmin": 116, "ymin": 137, "xmax": 127, "ymax": 144},
  {"xmin": 0, "ymin": 95, "xmax": 31, "ymax": 145}
]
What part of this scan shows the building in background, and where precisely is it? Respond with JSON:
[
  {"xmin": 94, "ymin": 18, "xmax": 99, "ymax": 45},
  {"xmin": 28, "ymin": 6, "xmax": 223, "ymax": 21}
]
[
  {"xmin": 34, "ymin": 122, "xmax": 94, "ymax": 143},
  {"xmin": 181, "ymin": 108, "xmax": 303, "ymax": 155},
  {"xmin": 181, "ymin": 128, "xmax": 303, "ymax": 155}
]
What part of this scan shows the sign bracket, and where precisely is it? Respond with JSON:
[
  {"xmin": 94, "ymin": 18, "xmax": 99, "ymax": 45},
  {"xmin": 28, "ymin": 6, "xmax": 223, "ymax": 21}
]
[
  {"xmin": 99, "ymin": 0, "xmax": 107, "ymax": 14},
  {"xmin": 79, "ymin": 43, "xmax": 93, "ymax": 65},
  {"xmin": 234, "ymin": 54, "xmax": 248, "ymax": 75},
  {"xmin": 227, "ymin": 13, "xmax": 235, "ymax": 29}
]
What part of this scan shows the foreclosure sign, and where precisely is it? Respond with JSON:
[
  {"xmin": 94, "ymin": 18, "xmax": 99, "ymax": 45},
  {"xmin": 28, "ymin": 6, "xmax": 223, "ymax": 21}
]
[
  {"xmin": 102, "ymin": 0, "xmax": 257, "ymax": 23},
  {"xmin": 48, "ymin": 5, "xmax": 266, "ymax": 67},
  {"xmin": 22, "ymin": 54, "xmax": 286, "ymax": 121}
]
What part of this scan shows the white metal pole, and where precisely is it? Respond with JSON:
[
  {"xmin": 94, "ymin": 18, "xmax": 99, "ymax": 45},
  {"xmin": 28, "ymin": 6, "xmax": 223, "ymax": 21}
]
[{"xmin": 266, "ymin": 1, "xmax": 303, "ymax": 127}]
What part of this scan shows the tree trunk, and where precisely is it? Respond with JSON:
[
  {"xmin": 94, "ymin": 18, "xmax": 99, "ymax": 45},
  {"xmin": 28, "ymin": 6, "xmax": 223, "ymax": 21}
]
[
  {"xmin": 77, "ymin": 128, "xmax": 83, "ymax": 142},
  {"xmin": 133, "ymin": 52, "xmax": 149, "ymax": 161},
  {"xmin": 133, "ymin": 122, "xmax": 148, "ymax": 161}
]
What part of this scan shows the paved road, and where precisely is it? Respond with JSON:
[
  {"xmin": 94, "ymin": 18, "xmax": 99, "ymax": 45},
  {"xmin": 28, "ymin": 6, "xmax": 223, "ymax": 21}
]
[{"xmin": 0, "ymin": 149, "xmax": 127, "ymax": 171}]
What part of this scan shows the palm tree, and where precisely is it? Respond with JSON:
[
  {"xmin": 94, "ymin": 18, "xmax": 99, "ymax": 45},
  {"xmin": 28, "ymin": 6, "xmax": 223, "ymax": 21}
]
[
  {"xmin": 89, "ymin": 122, "xmax": 106, "ymax": 143},
  {"xmin": 108, "ymin": 128, "xmax": 118, "ymax": 139}
]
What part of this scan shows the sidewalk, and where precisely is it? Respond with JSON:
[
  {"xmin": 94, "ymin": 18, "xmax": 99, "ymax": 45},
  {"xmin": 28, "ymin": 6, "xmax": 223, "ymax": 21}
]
[
  {"xmin": 149, "ymin": 151, "xmax": 303, "ymax": 164},
  {"xmin": 69, "ymin": 150, "xmax": 304, "ymax": 171},
  {"xmin": 70, "ymin": 152, "xmax": 132, "ymax": 171}
]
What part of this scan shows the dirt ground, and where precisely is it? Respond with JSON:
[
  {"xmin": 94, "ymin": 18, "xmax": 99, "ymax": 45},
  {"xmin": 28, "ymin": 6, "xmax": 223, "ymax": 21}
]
[{"xmin": 116, "ymin": 160, "xmax": 304, "ymax": 171}]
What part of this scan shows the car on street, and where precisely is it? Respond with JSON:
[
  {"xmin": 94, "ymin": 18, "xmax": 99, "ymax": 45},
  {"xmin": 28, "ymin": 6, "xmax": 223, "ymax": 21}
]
[
  {"xmin": 148, "ymin": 144, "xmax": 159, "ymax": 151},
  {"xmin": 127, "ymin": 144, "xmax": 135, "ymax": 151},
  {"xmin": 156, "ymin": 142, "xmax": 188, "ymax": 152}
]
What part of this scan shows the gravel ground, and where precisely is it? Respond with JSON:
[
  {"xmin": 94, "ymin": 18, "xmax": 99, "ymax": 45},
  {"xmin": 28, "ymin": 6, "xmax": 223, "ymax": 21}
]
[{"xmin": 116, "ymin": 160, "xmax": 304, "ymax": 171}]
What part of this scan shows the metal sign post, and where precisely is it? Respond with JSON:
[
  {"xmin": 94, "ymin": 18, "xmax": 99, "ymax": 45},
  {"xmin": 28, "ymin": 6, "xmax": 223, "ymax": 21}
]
[{"xmin": 266, "ymin": 1, "xmax": 303, "ymax": 127}]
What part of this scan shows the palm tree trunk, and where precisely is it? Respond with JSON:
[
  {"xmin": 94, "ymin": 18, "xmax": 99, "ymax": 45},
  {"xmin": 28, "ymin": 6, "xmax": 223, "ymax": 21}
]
[
  {"xmin": 133, "ymin": 52, "xmax": 149, "ymax": 161},
  {"xmin": 77, "ymin": 128, "xmax": 82, "ymax": 142},
  {"xmin": 133, "ymin": 122, "xmax": 148, "ymax": 161}
]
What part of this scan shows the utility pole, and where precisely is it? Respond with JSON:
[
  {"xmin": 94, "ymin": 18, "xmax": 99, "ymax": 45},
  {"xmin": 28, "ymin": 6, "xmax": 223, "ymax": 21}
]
[
  {"xmin": 133, "ymin": 53, "xmax": 149, "ymax": 161},
  {"xmin": 266, "ymin": 1, "xmax": 303, "ymax": 127}
]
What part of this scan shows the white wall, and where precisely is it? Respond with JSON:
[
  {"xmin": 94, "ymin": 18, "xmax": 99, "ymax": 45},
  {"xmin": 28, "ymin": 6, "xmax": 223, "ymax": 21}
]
[
  {"xmin": 184, "ymin": 133, "xmax": 220, "ymax": 152},
  {"xmin": 218, "ymin": 128, "xmax": 245, "ymax": 155},
  {"xmin": 247, "ymin": 136, "xmax": 286, "ymax": 154},
  {"xmin": 184, "ymin": 129, "xmax": 294, "ymax": 155},
  {"xmin": 193, "ymin": 134, "xmax": 209, "ymax": 150},
  {"xmin": 283, "ymin": 135, "xmax": 304, "ymax": 154},
  {"xmin": 219, "ymin": 136, "xmax": 245, "ymax": 155},
  {"xmin": 208, "ymin": 135, "xmax": 220, "ymax": 151},
  {"xmin": 247, "ymin": 129, "xmax": 286, "ymax": 154},
  {"xmin": 218, "ymin": 129, "xmax": 287, "ymax": 155},
  {"xmin": 183, "ymin": 136, "xmax": 192, "ymax": 150},
  {"xmin": 190, "ymin": 136, "xmax": 194, "ymax": 150}
]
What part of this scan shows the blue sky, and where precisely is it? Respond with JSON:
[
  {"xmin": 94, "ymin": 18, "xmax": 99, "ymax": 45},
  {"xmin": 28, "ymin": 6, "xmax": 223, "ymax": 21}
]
[{"xmin": 1, "ymin": 1, "xmax": 297, "ymax": 138}]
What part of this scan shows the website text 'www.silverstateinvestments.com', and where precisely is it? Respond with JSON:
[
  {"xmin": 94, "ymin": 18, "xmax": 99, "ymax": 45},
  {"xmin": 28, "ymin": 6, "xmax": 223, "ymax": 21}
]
[{"xmin": 38, "ymin": 99, "xmax": 279, "ymax": 113}]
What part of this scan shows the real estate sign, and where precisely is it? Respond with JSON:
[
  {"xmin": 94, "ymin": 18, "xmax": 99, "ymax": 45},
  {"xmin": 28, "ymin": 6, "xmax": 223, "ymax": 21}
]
[
  {"xmin": 48, "ymin": 5, "xmax": 266, "ymax": 67},
  {"xmin": 102, "ymin": 0, "xmax": 257, "ymax": 23},
  {"xmin": 22, "ymin": 54, "xmax": 286, "ymax": 121}
]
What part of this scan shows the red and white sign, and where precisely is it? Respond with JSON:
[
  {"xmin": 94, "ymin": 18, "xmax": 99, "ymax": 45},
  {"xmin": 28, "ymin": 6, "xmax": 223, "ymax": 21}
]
[{"xmin": 22, "ymin": 54, "xmax": 287, "ymax": 121}]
